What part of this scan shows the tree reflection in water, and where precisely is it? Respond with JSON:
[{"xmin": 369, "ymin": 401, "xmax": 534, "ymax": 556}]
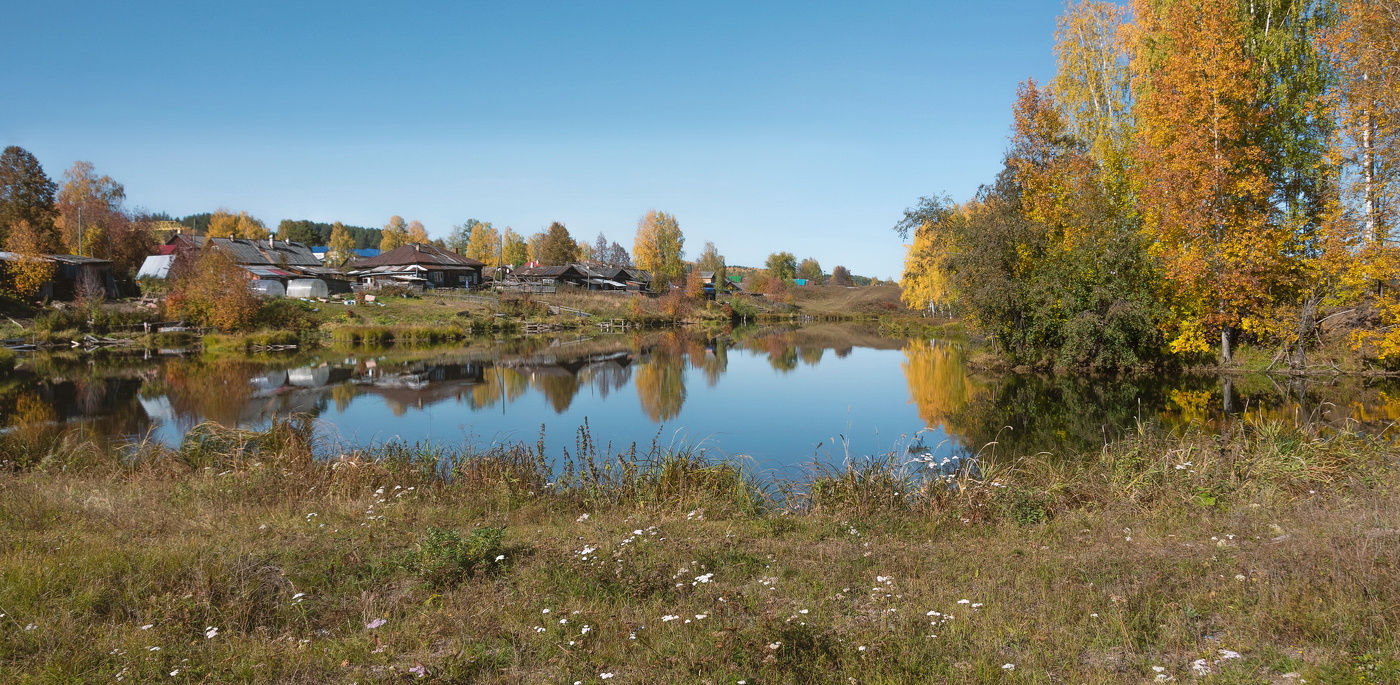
[
  {"xmin": 636, "ymin": 334, "xmax": 689, "ymax": 422},
  {"xmin": 5, "ymin": 326, "xmax": 1400, "ymax": 456},
  {"xmin": 900, "ymin": 339, "xmax": 984, "ymax": 434}
]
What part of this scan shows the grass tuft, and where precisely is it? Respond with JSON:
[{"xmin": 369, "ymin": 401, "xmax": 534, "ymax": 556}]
[{"xmin": 0, "ymin": 418, "xmax": 1396, "ymax": 682}]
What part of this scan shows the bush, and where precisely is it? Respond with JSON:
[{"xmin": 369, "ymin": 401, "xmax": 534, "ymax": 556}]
[
  {"xmin": 405, "ymin": 526, "xmax": 507, "ymax": 588},
  {"xmin": 1055, "ymin": 300, "xmax": 1163, "ymax": 370},
  {"xmin": 500, "ymin": 295, "xmax": 549, "ymax": 318},
  {"xmin": 0, "ymin": 348, "xmax": 15, "ymax": 374},
  {"xmin": 659, "ymin": 289, "xmax": 692, "ymax": 319},
  {"xmin": 373, "ymin": 284, "xmax": 419, "ymax": 299},
  {"xmin": 164, "ymin": 249, "xmax": 263, "ymax": 331},
  {"xmin": 252, "ymin": 299, "xmax": 324, "ymax": 332}
]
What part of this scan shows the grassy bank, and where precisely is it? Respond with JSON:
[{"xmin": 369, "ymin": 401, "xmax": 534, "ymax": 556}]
[{"xmin": 1, "ymin": 420, "xmax": 1396, "ymax": 683}]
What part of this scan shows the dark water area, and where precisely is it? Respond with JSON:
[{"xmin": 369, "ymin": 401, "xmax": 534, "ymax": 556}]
[{"xmin": 4, "ymin": 324, "xmax": 1399, "ymax": 472}]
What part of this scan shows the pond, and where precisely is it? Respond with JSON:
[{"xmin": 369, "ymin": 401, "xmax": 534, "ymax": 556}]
[{"xmin": 3, "ymin": 323, "xmax": 1399, "ymax": 472}]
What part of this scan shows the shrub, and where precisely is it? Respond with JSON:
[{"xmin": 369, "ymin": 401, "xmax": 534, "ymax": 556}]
[
  {"xmin": 659, "ymin": 289, "xmax": 692, "ymax": 319},
  {"xmin": 252, "ymin": 298, "xmax": 324, "ymax": 332},
  {"xmin": 373, "ymin": 284, "xmax": 419, "ymax": 299},
  {"xmin": 164, "ymin": 248, "xmax": 263, "ymax": 331},
  {"xmin": 405, "ymin": 526, "xmax": 507, "ymax": 587}
]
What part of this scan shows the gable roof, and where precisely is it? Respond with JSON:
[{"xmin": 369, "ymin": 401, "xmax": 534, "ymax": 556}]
[
  {"xmin": 353, "ymin": 243, "xmax": 484, "ymax": 269},
  {"xmin": 169, "ymin": 235, "xmax": 322, "ymax": 267},
  {"xmin": 514, "ymin": 264, "xmax": 587, "ymax": 279}
]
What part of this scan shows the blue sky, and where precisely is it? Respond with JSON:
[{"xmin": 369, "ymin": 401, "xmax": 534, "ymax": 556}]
[{"xmin": 2, "ymin": 1, "xmax": 1065, "ymax": 278}]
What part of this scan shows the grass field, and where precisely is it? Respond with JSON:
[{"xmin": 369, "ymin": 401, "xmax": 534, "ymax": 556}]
[
  {"xmin": 1, "ymin": 418, "xmax": 1396, "ymax": 683},
  {"xmin": 788, "ymin": 284, "xmax": 909, "ymax": 316}
]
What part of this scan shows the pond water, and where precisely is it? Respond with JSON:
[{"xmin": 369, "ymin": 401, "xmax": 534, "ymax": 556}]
[{"xmin": 4, "ymin": 323, "xmax": 1399, "ymax": 473}]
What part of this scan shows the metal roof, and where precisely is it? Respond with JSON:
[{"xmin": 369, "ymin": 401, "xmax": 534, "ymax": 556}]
[
  {"xmin": 177, "ymin": 235, "xmax": 323, "ymax": 267},
  {"xmin": 354, "ymin": 243, "xmax": 484, "ymax": 268},
  {"xmin": 137, "ymin": 255, "xmax": 174, "ymax": 279}
]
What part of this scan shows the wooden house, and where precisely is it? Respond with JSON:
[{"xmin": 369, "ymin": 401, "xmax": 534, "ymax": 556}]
[
  {"xmin": 163, "ymin": 234, "xmax": 353, "ymax": 294},
  {"xmin": 512, "ymin": 264, "xmax": 591, "ymax": 288},
  {"xmin": 348, "ymin": 243, "xmax": 485, "ymax": 291},
  {"xmin": 0, "ymin": 253, "xmax": 119, "ymax": 300}
]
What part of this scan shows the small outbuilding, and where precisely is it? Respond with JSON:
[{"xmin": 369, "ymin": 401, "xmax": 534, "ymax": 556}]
[
  {"xmin": 286, "ymin": 279, "xmax": 329, "ymax": 298},
  {"xmin": 513, "ymin": 264, "xmax": 591, "ymax": 288},
  {"xmin": 0, "ymin": 253, "xmax": 119, "ymax": 300}
]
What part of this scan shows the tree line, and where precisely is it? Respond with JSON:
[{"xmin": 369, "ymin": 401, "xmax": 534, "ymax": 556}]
[
  {"xmin": 0, "ymin": 145, "xmax": 874, "ymax": 301},
  {"xmin": 899, "ymin": 0, "xmax": 1400, "ymax": 369},
  {"xmin": 0, "ymin": 148, "xmax": 162, "ymax": 298}
]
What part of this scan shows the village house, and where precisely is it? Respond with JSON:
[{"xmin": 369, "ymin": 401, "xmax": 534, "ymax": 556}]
[
  {"xmin": 145, "ymin": 234, "xmax": 353, "ymax": 294},
  {"xmin": 0, "ymin": 253, "xmax": 120, "ymax": 300},
  {"xmin": 512, "ymin": 264, "xmax": 592, "ymax": 289},
  {"xmin": 348, "ymin": 243, "xmax": 485, "ymax": 291}
]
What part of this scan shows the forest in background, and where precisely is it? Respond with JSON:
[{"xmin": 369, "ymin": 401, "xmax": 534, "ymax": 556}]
[{"xmin": 899, "ymin": 0, "xmax": 1400, "ymax": 370}]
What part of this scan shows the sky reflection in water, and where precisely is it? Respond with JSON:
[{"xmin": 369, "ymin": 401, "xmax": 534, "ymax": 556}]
[{"xmin": 5, "ymin": 324, "xmax": 1400, "ymax": 472}]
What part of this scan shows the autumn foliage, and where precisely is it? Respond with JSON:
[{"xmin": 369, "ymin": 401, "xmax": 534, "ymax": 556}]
[
  {"xmin": 164, "ymin": 248, "xmax": 263, "ymax": 331},
  {"xmin": 900, "ymin": 0, "xmax": 1400, "ymax": 368}
]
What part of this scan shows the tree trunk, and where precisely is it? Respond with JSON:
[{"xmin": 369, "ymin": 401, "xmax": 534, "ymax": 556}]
[
  {"xmin": 1363, "ymin": 75, "xmax": 1378, "ymax": 243},
  {"xmin": 1221, "ymin": 325, "xmax": 1233, "ymax": 364},
  {"xmin": 1222, "ymin": 376, "xmax": 1235, "ymax": 415},
  {"xmin": 1291, "ymin": 293, "xmax": 1319, "ymax": 369}
]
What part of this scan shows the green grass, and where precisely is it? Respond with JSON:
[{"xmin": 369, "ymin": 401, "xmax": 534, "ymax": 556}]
[
  {"xmin": 0, "ymin": 419, "xmax": 1396, "ymax": 683},
  {"xmin": 328, "ymin": 324, "xmax": 474, "ymax": 345}
]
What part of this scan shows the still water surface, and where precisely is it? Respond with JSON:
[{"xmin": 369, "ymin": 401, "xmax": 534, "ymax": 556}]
[{"xmin": 5, "ymin": 324, "xmax": 1398, "ymax": 470}]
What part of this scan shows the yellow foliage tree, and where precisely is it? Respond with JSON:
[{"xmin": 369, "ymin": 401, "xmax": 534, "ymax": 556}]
[
  {"xmin": 465, "ymin": 222, "xmax": 502, "ymax": 266},
  {"xmin": 898, "ymin": 197, "xmax": 958, "ymax": 315},
  {"xmin": 1053, "ymin": 1, "xmax": 1134, "ymax": 207},
  {"xmin": 328, "ymin": 222, "xmax": 356, "ymax": 263},
  {"xmin": 502, "ymin": 228, "xmax": 528, "ymax": 267},
  {"xmin": 206, "ymin": 209, "xmax": 269, "ymax": 239},
  {"xmin": 2, "ymin": 219, "xmax": 57, "ymax": 297},
  {"xmin": 380, "ymin": 216, "xmax": 410, "ymax": 251},
  {"xmin": 633, "ymin": 210, "xmax": 685, "ymax": 290},
  {"xmin": 406, "ymin": 220, "xmax": 430, "ymax": 244}
]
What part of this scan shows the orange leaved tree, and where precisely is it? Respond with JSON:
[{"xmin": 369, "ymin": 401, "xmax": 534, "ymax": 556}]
[
  {"xmin": 1130, "ymin": 0, "xmax": 1292, "ymax": 361},
  {"xmin": 164, "ymin": 248, "xmax": 263, "ymax": 331}
]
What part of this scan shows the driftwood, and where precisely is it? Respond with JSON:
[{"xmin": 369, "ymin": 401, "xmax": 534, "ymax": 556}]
[{"xmin": 72, "ymin": 335, "xmax": 132, "ymax": 350}]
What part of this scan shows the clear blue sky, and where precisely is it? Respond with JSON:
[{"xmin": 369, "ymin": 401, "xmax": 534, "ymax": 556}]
[{"xmin": 2, "ymin": 1, "xmax": 1065, "ymax": 279}]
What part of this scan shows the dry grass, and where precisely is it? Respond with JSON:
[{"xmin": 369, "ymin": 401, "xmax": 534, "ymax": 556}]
[
  {"xmin": 0, "ymin": 420, "xmax": 1397, "ymax": 683},
  {"xmin": 789, "ymin": 284, "xmax": 910, "ymax": 316}
]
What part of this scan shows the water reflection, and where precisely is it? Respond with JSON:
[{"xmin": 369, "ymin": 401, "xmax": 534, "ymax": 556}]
[{"xmin": 3, "ymin": 326, "xmax": 1400, "ymax": 463}]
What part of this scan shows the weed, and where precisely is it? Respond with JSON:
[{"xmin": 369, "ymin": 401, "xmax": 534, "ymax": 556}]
[{"xmin": 405, "ymin": 526, "xmax": 508, "ymax": 588}]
